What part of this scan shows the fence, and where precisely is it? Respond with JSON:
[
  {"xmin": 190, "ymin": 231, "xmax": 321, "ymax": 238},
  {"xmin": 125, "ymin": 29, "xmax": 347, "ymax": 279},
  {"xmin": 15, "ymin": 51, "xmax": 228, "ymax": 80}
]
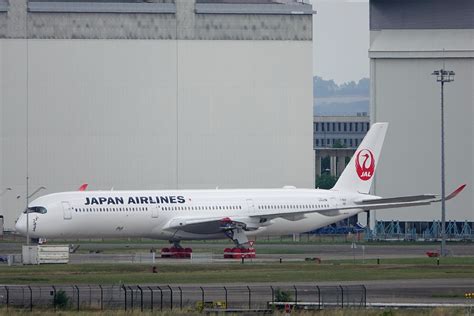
[
  {"xmin": 368, "ymin": 220, "xmax": 474, "ymax": 241},
  {"xmin": 0, "ymin": 284, "xmax": 366, "ymax": 311}
]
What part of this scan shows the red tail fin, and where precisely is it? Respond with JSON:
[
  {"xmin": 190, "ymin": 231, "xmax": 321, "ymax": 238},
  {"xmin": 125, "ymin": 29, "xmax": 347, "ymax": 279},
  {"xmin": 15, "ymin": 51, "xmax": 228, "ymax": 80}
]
[{"xmin": 78, "ymin": 183, "xmax": 88, "ymax": 191}]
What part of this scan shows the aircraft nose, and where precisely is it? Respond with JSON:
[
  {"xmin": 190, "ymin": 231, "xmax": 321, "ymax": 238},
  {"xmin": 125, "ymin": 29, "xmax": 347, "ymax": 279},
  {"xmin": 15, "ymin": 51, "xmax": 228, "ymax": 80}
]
[{"xmin": 15, "ymin": 214, "xmax": 26, "ymax": 235}]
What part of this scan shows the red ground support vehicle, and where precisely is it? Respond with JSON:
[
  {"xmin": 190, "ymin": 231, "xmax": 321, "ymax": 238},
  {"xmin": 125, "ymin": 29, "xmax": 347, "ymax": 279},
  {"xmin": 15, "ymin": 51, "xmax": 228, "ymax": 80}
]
[
  {"xmin": 426, "ymin": 251, "xmax": 439, "ymax": 257},
  {"xmin": 223, "ymin": 247, "xmax": 256, "ymax": 259},
  {"xmin": 160, "ymin": 247, "xmax": 192, "ymax": 258}
]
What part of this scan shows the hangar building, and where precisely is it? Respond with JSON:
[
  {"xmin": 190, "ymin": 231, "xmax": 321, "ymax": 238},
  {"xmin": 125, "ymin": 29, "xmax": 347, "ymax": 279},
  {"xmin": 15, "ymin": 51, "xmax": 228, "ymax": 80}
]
[
  {"xmin": 0, "ymin": 0, "xmax": 314, "ymax": 229},
  {"xmin": 367, "ymin": 0, "xmax": 473, "ymax": 230}
]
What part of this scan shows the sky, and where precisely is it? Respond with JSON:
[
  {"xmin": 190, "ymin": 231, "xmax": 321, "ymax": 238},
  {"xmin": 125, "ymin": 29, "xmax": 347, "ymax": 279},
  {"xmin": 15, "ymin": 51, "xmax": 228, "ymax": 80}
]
[{"xmin": 310, "ymin": 0, "xmax": 369, "ymax": 84}]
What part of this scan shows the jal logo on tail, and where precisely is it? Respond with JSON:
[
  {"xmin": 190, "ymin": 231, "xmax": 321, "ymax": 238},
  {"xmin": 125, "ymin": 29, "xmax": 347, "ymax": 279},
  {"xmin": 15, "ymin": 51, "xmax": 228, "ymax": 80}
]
[{"xmin": 355, "ymin": 149, "xmax": 375, "ymax": 181}]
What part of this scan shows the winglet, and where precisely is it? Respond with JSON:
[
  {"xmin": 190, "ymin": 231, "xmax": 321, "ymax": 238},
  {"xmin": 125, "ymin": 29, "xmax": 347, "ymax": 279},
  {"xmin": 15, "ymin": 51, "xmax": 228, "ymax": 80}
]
[
  {"xmin": 78, "ymin": 183, "xmax": 88, "ymax": 191},
  {"xmin": 446, "ymin": 184, "xmax": 466, "ymax": 201}
]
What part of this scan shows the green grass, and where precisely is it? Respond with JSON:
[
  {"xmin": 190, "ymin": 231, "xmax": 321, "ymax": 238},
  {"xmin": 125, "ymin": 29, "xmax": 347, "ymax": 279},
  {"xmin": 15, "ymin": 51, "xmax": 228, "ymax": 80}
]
[
  {"xmin": 0, "ymin": 308, "xmax": 470, "ymax": 316},
  {"xmin": 2, "ymin": 235, "xmax": 473, "ymax": 246},
  {"xmin": 0, "ymin": 259, "xmax": 473, "ymax": 285},
  {"xmin": 326, "ymin": 257, "xmax": 474, "ymax": 265}
]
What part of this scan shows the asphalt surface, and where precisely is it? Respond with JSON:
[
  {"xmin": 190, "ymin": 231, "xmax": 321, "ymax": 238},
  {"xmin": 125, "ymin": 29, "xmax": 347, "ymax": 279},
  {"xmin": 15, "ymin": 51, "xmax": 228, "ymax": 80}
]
[
  {"xmin": 59, "ymin": 242, "xmax": 474, "ymax": 263},
  {"xmin": 2, "ymin": 241, "xmax": 474, "ymax": 259},
  {"xmin": 1, "ymin": 241, "xmax": 473, "ymax": 306}
]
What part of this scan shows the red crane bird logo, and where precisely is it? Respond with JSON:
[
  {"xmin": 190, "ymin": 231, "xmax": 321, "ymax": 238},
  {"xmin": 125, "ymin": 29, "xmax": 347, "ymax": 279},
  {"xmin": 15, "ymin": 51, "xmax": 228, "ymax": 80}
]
[{"xmin": 355, "ymin": 149, "xmax": 375, "ymax": 181}]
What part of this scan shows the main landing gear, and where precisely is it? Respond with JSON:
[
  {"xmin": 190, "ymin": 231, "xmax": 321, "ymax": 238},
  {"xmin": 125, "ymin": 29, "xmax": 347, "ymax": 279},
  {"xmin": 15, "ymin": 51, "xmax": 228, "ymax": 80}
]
[
  {"xmin": 160, "ymin": 217, "xmax": 258, "ymax": 259},
  {"xmin": 221, "ymin": 219, "xmax": 256, "ymax": 259},
  {"xmin": 160, "ymin": 240, "xmax": 192, "ymax": 259},
  {"xmin": 223, "ymin": 247, "xmax": 256, "ymax": 259}
]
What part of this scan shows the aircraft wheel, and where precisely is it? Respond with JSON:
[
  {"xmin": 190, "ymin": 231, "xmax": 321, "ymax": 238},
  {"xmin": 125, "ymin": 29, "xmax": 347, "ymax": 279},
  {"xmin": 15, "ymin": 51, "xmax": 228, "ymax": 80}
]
[
  {"xmin": 232, "ymin": 247, "xmax": 242, "ymax": 259},
  {"xmin": 184, "ymin": 247, "xmax": 192, "ymax": 259},
  {"xmin": 224, "ymin": 248, "xmax": 232, "ymax": 258},
  {"xmin": 161, "ymin": 247, "xmax": 170, "ymax": 258}
]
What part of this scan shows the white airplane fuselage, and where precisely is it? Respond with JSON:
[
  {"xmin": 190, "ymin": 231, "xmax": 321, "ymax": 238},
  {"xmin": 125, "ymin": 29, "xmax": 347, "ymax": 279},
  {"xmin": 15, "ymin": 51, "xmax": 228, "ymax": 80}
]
[
  {"xmin": 15, "ymin": 188, "xmax": 368, "ymax": 240},
  {"xmin": 16, "ymin": 123, "xmax": 462, "ymax": 244}
]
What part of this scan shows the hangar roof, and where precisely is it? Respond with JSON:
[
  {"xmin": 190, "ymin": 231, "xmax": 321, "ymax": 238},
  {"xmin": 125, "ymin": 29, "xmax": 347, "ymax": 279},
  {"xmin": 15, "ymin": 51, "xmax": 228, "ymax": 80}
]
[
  {"xmin": 1, "ymin": 0, "xmax": 312, "ymax": 40},
  {"xmin": 370, "ymin": 0, "xmax": 474, "ymax": 30}
]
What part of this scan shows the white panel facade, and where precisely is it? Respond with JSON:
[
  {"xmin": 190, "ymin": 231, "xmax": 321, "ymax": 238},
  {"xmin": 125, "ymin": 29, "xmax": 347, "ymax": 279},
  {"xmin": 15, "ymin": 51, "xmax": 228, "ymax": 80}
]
[
  {"xmin": 371, "ymin": 56, "xmax": 473, "ymax": 223},
  {"xmin": 177, "ymin": 40, "xmax": 313, "ymax": 189},
  {"xmin": 0, "ymin": 39, "xmax": 313, "ymax": 229}
]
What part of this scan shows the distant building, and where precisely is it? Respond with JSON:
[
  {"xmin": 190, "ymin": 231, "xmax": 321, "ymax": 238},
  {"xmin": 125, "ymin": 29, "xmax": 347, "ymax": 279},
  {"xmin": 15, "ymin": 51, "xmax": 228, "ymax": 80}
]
[
  {"xmin": 368, "ymin": 0, "xmax": 474, "ymax": 228},
  {"xmin": 0, "ymin": 0, "xmax": 314, "ymax": 230},
  {"xmin": 313, "ymin": 115, "xmax": 370, "ymax": 149},
  {"xmin": 313, "ymin": 114, "xmax": 370, "ymax": 177}
]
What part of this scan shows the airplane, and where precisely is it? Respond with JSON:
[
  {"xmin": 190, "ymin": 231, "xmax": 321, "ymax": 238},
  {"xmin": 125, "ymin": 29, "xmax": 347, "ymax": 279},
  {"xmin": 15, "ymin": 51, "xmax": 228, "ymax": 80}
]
[{"xmin": 15, "ymin": 123, "xmax": 466, "ymax": 257}]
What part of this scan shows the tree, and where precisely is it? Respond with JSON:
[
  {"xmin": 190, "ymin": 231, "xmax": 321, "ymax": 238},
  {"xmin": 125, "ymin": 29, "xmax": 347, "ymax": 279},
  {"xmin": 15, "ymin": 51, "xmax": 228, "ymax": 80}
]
[
  {"xmin": 313, "ymin": 76, "xmax": 339, "ymax": 97},
  {"xmin": 316, "ymin": 173, "xmax": 338, "ymax": 189},
  {"xmin": 332, "ymin": 140, "xmax": 345, "ymax": 149},
  {"xmin": 313, "ymin": 76, "xmax": 369, "ymax": 97},
  {"xmin": 54, "ymin": 290, "xmax": 71, "ymax": 309},
  {"xmin": 275, "ymin": 288, "xmax": 293, "ymax": 302}
]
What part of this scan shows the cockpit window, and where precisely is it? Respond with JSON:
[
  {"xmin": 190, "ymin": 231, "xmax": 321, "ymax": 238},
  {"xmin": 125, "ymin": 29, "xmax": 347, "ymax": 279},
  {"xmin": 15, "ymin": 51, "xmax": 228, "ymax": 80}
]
[{"xmin": 23, "ymin": 207, "xmax": 47, "ymax": 214}]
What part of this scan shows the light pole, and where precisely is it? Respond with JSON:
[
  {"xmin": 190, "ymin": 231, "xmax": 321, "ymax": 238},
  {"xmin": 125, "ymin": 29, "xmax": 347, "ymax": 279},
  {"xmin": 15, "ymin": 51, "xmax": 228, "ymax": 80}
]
[
  {"xmin": 431, "ymin": 68, "xmax": 455, "ymax": 257},
  {"xmin": 0, "ymin": 188, "xmax": 12, "ymax": 220}
]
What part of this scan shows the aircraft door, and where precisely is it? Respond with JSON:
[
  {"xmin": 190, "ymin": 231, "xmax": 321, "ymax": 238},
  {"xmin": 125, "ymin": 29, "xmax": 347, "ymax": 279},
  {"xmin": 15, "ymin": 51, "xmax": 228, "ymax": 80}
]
[
  {"xmin": 62, "ymin": 202, "xmax": 72, "ymax": 220},
  {"xmin": 151, "ymin": 205, "xmax": 160, "ymax": 218},
  {"xmin": 246, "ymin": 199, "xmax": 255, "ymax": 212}
]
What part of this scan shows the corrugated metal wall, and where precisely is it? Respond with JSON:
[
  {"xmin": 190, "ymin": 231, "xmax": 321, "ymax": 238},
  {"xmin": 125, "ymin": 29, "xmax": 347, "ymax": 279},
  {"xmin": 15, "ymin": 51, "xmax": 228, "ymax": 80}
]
[
  {"xmin": 371, "ymin": 58, "xmax": 473, "ymax": 222},
  {"xmin": 370, "ymin": 0, "xmax": 474, "ymax": 30},
  {"xmin": 0, "ymin": 0, "xmax": 314, "ymax": 229},
  {"xmin": 0, "ymin": 39, "xmax": 313, "ymax": 229},
  {"xmin": 369, "ymin": 0, "xmax": 474, "ymax": 224}
]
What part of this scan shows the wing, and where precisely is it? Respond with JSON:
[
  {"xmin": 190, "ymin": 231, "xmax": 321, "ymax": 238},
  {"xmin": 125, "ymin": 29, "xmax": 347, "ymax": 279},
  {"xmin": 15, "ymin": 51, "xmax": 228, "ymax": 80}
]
[
  {"xmin": 355, "ymin": 184, "xmax": 466, "ymax": 205},
  {"xmin": 162, "ymin": 216, "xmax": 264, "ymax": 234},
  {"xmin": 162, "ymin": 184, "xmax": 466, "ymax": 232},
  {"xmin": 250, "ymin": 184, "xmax": 467, "ymax": 220}
]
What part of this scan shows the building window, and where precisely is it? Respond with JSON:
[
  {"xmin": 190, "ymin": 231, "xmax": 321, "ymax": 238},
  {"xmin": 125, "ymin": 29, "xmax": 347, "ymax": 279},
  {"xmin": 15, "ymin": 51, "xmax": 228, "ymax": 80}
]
[
  {"xmin": 315, "ymin": 123, "xmax": 319, "ymax": 132},
  {"xmin": 350, "ymin": 139, "xmax": 353, "ymax": 147},
  {"xmin": 332, "ymin": 123, "xmax": 336, "ymax": 131},
  {"xmin": 355, "ymin": 123, "xmax": 358, "ymax": 132},
  {"xmin": 366, "ymin": 122, "xmax": 370, "ymax": 131},
  {"xmin": 338, "ymin": 122, "xmax": 341, "ymax": 131},
  {"xmin": 316, "ymin": 139, "xmax": 319, "ymax": 146},
  {"xmin": 349, "ymin": 123, "xmax": 352, "ymax": 132},
  {"xmin": 322, "ymin": 123, "xmax": 325, "ymax": 132},
  {"xmin": 343, "ymin": 123, "xmax": 347, "ymax": 132}
]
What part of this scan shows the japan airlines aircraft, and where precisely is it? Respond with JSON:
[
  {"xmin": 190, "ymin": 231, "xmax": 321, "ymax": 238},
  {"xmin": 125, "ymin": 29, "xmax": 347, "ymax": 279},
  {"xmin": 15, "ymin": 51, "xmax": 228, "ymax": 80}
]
[{"xmin": 15, "ymin": 123, "xmax": 465, "ymax": 250}]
